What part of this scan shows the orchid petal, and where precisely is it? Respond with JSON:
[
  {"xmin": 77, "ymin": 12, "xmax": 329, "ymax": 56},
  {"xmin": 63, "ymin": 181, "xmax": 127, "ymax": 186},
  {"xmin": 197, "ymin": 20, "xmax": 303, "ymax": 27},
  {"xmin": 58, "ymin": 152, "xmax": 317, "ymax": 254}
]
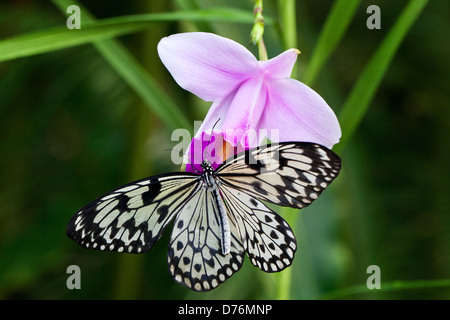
[
  {"xmin": 185, "ymin": 92, "xmax": 234, "ymax": 170},
  {"xmin": 192, "ymin": 76, "xmax": 267, "ymax": 150},
  {"xmin": 221, "ymin": 76, "xmax": 267, "ymax": 144},
  {"xmin": 192, "ymin": 91, "xmax": 234, "ymax": 141},
  {"xmin": 259, "ymin": 49, "xmax": 300, "ymax": 79},
  {"xmin": 185, "ymin": 78, "xmax": 268, "ymax": 172},
  {"xmin": 185, "ymin": 131, "xmax": 246, "ymax": 173},
  {"xmin": 158, "ymin": 32, "xmax": 258, "ymax": 101},
  {"xmin": 259, "ymin": 78, "xmax": 341, "ymax": 148}
]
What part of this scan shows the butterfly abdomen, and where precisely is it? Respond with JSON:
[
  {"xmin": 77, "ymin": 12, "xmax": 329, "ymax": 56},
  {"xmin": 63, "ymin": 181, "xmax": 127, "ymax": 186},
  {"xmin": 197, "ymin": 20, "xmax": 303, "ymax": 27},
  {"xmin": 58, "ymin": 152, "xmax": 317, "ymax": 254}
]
[{"xmin": 202, "ymin": 160, "xmax": 231, "ymax": 255}]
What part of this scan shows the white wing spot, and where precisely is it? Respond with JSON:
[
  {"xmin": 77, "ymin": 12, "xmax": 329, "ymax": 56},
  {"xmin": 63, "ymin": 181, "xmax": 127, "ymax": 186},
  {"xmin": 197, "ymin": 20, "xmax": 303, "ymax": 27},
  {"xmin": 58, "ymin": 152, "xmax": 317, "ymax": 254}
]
[{"xmin": 116, "ymin": 185, "xmax": 139, "ymax": 193}]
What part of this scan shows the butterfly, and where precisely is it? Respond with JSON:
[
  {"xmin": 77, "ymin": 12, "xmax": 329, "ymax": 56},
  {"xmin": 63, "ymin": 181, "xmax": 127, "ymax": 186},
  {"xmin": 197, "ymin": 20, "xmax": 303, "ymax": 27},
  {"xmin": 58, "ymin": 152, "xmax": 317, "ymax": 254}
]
[{"xmin": 67, "ymin": 141, "xmax": 341, "ymax": 291}]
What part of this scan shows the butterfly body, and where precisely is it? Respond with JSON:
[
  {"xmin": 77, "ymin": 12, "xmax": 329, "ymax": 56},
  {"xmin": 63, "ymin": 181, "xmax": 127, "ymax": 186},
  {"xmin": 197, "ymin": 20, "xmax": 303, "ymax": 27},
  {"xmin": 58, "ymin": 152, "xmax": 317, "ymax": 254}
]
[
  {"xmin": 200, "ymin": 159, "xmax": 231, "ymax": 255},
  {"xmin": 67, "ymin": 142, "xmax": 341, "ymax": 291}
]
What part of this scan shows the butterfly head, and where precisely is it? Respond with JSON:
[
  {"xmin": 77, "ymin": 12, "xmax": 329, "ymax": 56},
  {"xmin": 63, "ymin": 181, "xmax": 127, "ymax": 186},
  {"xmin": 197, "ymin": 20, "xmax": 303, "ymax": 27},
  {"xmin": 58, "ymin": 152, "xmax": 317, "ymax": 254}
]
[{"xmin": 200, "ymin": 160, "xmax": 215, "ymax": 174}]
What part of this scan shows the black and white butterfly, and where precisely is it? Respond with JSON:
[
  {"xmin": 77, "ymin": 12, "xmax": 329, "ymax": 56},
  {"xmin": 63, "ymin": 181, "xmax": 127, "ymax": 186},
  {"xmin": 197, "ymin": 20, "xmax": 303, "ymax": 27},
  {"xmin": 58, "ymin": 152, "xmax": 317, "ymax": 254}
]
[{"xmin": 67, "ymin": 141, "xmax": 341, "ymax": 291}]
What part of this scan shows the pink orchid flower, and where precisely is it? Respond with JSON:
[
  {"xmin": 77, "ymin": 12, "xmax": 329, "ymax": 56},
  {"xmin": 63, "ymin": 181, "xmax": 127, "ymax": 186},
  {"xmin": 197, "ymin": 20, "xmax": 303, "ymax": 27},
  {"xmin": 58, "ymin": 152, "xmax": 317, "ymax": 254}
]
[{"xmin": 158, "ymin": 32, "xmax": 341, "ymax": 172}]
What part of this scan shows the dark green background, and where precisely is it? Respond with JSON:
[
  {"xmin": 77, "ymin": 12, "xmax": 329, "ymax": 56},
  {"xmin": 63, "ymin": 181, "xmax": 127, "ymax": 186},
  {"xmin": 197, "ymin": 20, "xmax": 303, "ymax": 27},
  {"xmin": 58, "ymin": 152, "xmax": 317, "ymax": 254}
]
[{"xmin": 0, "ymin": 0, "xmax": 448, "ymax": 299}]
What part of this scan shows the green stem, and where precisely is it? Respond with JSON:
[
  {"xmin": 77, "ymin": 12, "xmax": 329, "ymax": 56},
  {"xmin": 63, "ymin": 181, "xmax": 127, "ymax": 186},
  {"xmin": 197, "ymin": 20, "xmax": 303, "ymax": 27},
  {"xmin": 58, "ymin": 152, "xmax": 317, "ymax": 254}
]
[
  {"xmin": 278, "ymin": 0, "xmax": 297, "ymax": 44},
  {"xmin": 278, "ymin": 0, "xmax": 297, "ymax": 78},
  {"xmin": 251, "ymin": 0, "xmax": 268, "ymax": 60},
  {"xmin": 257, "ymin": 37, "xmax": 268, "ymax": 61},
  {"xmin": 274, "ymin": 0, "xmax": 298, "ymax": 300}
]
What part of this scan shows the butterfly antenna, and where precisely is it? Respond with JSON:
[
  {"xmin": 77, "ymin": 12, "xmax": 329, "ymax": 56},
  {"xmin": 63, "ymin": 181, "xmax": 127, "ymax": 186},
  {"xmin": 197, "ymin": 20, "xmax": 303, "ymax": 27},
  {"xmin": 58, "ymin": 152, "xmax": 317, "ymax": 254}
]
[
  {"xmin": 186, "ymin": 154, "xmax": 202, "ymax": 174},
  {"xmin": 202, "ymin": 118, "xmax": 221, "ymax": 162},
  {"xmin": 164, "ymin": 147, "xmax": 202, "ymax": 174}
]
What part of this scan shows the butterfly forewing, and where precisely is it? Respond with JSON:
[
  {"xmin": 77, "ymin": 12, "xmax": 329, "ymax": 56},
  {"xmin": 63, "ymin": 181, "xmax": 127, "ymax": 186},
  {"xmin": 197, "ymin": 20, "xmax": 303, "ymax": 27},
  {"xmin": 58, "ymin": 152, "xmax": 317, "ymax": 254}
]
[
  {"xmin": 67, "ymin": 173, "xmax": 200, "ymax": 253},
  {"xmin": 168, "ymin": 185, "xmax": 244, "ymax": 291},
  {"xmin": 216, "ymin": 142, "xmax": 341, "ymax": 209}
]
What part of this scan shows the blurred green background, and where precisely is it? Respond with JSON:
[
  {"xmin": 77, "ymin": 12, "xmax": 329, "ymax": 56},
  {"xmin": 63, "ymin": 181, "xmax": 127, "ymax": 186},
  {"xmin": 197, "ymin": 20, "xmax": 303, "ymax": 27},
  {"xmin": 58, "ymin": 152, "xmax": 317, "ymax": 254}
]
[{"xmin": 0, "ymin": 0, "xmax": 448, "ymax": 299}]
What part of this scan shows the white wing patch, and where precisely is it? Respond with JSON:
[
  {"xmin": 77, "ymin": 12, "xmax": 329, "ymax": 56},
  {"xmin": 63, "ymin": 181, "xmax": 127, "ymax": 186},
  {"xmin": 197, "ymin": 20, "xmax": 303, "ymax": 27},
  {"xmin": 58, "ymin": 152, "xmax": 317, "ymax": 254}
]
[
  {"xmin": 67, "ymin": 173, "xmax": 200, "ymax": 254},
  {"xmin": 216, "ymin": 142, "xmax": 341, "ymax": 209}
]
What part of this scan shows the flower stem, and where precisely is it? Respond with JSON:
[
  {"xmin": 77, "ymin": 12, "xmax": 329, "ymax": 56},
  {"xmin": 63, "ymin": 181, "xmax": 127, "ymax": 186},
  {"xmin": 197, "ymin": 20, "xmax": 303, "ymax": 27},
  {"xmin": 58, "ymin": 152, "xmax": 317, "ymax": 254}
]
[
  {"xmin": 272, "ymin": 0, "xmax": 298, "ymax": 300},
  {"xmin": 251, "ymin": 0, "xmax": 268, "ymax": 60},
  {"xmin": 278, "ymin": 0, "xmax": 297, "ymax": 78}
]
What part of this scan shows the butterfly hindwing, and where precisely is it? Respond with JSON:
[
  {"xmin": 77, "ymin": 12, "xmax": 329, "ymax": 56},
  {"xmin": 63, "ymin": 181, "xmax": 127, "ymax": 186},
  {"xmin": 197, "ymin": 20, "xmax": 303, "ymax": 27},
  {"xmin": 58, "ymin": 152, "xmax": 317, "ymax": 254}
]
[
  {"xmin": 216, "ymin": 142, "xmax": 341, "ymax": 209},
  {"xmin": 220, "ymin": 184, "xmax": 297, "ymax": 272},
  {"xmin": 168, "ymin": 185, "xmax": 245, "ymax": 291},
  {"xmin": 67, "ymin": 173, "xmax": 200, "ymax": 253}
]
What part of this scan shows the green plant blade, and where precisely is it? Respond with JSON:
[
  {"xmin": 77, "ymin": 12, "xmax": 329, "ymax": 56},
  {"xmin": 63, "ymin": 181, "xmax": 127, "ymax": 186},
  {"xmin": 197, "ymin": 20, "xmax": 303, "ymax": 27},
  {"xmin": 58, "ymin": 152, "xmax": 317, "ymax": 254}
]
[
  {"xmin": 335, "ymin": 0, "xmax": 430, "ymax": 153},
  {"xmin": 51, "ymin": 0, "xmax": 190, "ymax": 131},
  {"xmin": 173, "ymin": 0, "xmax": 215, "ymax": 33},
  {"xmin": 0, "ymin": 22, "xmax": 143, "ymax": 63},
  {"xmin": 320, "ymin": 278, "xmax": 450, "ymax": 300},
  {"xmin": 274, "ymin": 0, "xmax": 298, "ymax": 300},
  {"xmin": 0, "ymin": 8, "xmax": 263, "ymax": 63},
  {"xmin": 303, "ymin": 0, "xmax": 361, "ymax": 86}
]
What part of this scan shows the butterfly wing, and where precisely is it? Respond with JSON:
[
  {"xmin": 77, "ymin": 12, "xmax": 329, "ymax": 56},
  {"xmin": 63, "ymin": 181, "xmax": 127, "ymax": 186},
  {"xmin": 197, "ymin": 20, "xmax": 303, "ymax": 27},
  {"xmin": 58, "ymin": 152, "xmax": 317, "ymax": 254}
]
[
  {"xmin": 67, "ymin": 141, "xmax": 341, "ymax": 292},
  {"xmin": 216, "ymin": 142, "xmax": 341, "ymax": 209},
  {"xmin": 219, "ymin": 184, "xmax": 297, "ymax": 272},
  {"xmin": 67, "ymin": 172, "xmax": 200, "ymax": 254},
  {"xmin": 168, "ymin": 184, "xmax": 245, "ymax": 292}
]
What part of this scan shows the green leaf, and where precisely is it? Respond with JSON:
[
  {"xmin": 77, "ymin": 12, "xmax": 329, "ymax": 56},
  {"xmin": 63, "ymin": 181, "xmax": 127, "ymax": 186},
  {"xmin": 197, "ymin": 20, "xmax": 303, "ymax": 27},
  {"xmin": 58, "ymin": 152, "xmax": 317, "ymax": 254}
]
[
  {"xmin": 173, "ymin": 0, "xmax": 215, "ymax": 33},
  {"xmin": 303, "ymin": 0, "xmax": 361, "ymax": 86},
  {"xmin": 335, "ymin": 0, "xmax": 430, "ymax": 153},
  {"xmin": 320, "ymin": 278, "xmax": 450, "ymax": 300},
  {"xmin": 50, "ymin": 0, "xmax": 190, "ymax": 131},
  {"xmin": 0, "ymin": 8, "xmax": 264, "ymax": 63}
]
